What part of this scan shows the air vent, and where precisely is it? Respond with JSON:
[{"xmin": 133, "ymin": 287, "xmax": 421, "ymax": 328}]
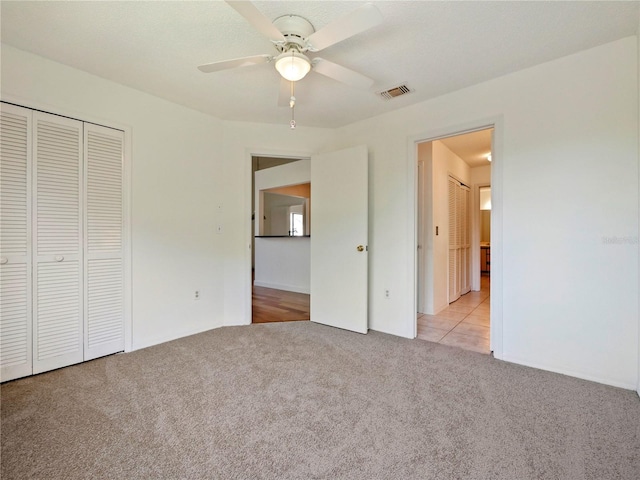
[{"xmin": 377, "ymin": 84, "xmax": 413, "ymax": 100}]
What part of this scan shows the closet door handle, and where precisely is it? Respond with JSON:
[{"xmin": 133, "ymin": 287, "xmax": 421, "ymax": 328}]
[
  {"xmin": 55, "ymin": 255, "xmax": 64, "ymax": 262},
  {"xmin": 0, "ymin": 257, "xmax": 7, "ymax": 265}
]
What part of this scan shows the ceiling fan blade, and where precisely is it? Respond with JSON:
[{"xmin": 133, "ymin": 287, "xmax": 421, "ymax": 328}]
[
  {"xmin": 305, "ymin": 3, "xmax": 383, "ymax": 52},
  {"xmin": 226, "ymin": 1, "xmax": 285, "ymax": 43},
  {"xmin": 198, "ymin": 54, "xmax": 272, "ymax": 73},
  {"xmin": 312, "ymin": 58, "xmax": 374, "ymax": 89}
]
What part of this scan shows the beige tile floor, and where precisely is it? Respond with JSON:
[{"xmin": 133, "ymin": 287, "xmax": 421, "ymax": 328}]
[{"xmin": 417, "ymin": 275, "xmax": 490, "ymax": 354}]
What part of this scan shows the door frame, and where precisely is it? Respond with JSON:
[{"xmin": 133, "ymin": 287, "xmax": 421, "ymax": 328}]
[
  {"xmin": 407, "ymin": 116, "xmax": 504, "ymax": 359},
  {"xmin": 243, "ymin": 147, "xmax": 313, "ymax": 325}
]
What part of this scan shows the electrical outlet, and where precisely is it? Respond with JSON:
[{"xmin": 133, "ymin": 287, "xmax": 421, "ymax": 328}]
[
  {"xmin": 194, "ymin": 290, "xmax": 200, "ymax": 300},
  {"xmin": 385, "ymin": 289, "xmax": 390, "ymax": 299}
]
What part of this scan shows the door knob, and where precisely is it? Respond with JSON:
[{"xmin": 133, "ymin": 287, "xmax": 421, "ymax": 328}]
[
  {"xmin": 55, "ymin": 255, "xmax": 64, "ymax": 262},
  {"xmin": 0, "ymin": 257, "xmax": 7, "ymax": 265},
  {"xmin": 357, "ymin": 245, "xmax": 365, "ymax": 252}
]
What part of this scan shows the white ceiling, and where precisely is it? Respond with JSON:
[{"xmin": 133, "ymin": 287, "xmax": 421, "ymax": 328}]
[
  {"xmin": 440, "ymin": 128, "xmax": 493, "ymax": 168},
  {"xmin": 1, "ymin": 1, "xmax": 638, "ymax": 129}
]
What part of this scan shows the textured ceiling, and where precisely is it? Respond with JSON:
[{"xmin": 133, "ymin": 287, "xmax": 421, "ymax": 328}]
[
  {"xmin": 440, "ymin": 129, "xmax": 493, "ymax": 168},
  {"xmin": 1, "ymin": 1, "xmax": 638, "ymax": 128}
]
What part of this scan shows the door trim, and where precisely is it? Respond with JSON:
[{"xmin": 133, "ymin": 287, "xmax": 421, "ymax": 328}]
[{"xmin": 407, "ymin": 116, "xmax": 504, "ymax": 359}]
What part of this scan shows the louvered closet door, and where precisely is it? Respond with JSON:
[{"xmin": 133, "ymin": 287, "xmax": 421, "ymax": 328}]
[
  {"xmin": 448, "ymin": 177, "xmax": 459, "ymax": 303},
  {"xmin": 32, "ymin": 112, "xmax": 84, "ymax": 374},
  {"xmin": 84, "ymin": 124, "xmax": 124, "ymax": 360},
  {"xmin": 0, "ymin": 104, "xmax": 33, "ymax": 382},
  {"xmin": 461, "ymin": 186, "xmax": 471, "ymax": 295},
  {"xmin": 455, "ymin": 184, "xmax": 464, "ymax": 297}
]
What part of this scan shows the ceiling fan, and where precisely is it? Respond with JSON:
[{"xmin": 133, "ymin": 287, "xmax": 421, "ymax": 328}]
[{"xmin": 198, "ymin": 1, "xmax": 383, "ymax": 92}]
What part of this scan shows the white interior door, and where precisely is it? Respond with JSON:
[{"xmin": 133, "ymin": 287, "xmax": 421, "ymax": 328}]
[
  {"xmin": 32, "ymin": 112, "xmax": 84, "ymax": 374},
  {"xmin": 84, "ymin": 124, "xmax": 124, "ymax": 360},
  {"xmin": 0, "ymin": 103, "xmax": 33, "ymax": 382},
  {"xmin": 310, "ymin": 145, "xmax": 368, "ymax": 334}
]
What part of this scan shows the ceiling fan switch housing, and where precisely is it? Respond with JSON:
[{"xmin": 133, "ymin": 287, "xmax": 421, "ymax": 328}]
[{"xmin": 273, "ymin": 15, "xmax": 315, "ymax": 51}]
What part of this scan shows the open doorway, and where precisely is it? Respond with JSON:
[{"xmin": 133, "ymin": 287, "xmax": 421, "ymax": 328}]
[
  {"xmin": 415, "ymin": 128, "xmax": 493, "ymax": 354},
  {"xmin": 251, "ymin": 156, "xmax": 311, "ymax": 323}
]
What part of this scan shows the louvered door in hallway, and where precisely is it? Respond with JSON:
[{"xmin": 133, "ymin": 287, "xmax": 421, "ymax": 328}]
[{"xmin": 448, "ymin": 176, "xmax": 470, "ymax": 304}]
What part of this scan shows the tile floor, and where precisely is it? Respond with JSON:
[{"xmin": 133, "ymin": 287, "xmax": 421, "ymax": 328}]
[{"xmin": 417, "ymin": 275, "xmax": 490, "ymax": 354}]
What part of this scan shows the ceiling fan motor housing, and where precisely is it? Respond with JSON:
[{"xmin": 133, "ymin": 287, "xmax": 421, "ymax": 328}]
[{"xmin": 273, "ymin": 15, "xmax": 315, "ymax": 52}]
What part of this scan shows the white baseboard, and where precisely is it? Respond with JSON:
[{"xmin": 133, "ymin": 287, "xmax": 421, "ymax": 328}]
[
  {"xmin": 502, "ymin": 354, "xmax": 637, "ymax": 391},
  {"xmin": 253, "ymin": 280, "xmax": 310, "ymax": 295}
]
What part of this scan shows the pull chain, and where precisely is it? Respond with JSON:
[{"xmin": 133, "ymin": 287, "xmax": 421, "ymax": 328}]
[{"xmin": 289, "ymin": 80, "xmax": 296, "ymax": 129}]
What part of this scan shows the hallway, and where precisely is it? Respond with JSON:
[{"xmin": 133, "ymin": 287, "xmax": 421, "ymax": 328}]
[{"xmin": 417, "ymin": 275, "xmax": 490, "ymax": 354}]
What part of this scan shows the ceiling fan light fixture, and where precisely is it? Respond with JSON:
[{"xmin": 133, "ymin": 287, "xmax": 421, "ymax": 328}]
[{"xmin": 275, "ymin": 51, "xmax": 311, "ymax": 82}]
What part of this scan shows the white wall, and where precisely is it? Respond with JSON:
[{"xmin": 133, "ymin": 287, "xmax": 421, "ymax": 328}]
[
  {"xmin": 1, "ymin": 45, "xmax": 337, "ymax": 347},
  {"xmin": 417, "ymin": 142, "xmax": 432, "ymax": 314},
  {"xmin": 471, "ymin": 165, "xmax": 491, "ymax": 185},
  {"xmin": 253, "ymin": 161, "xmax": 311, "ymax": 293},
  {"xmin": 334, "ymin": 37, "xmax": 639, "ymax": 389},
  {"xmin": 254, "ymin": 237, "xmax": 310, "ymax": 293},
  {"xmin": 1, "ymin": 44, "xmax": 230, "ymax": 350},
  {"xmin": 418, "ymin": 141, "xmax": 471, "ymax": 314},
  {"xmin": 3, "ymin": 36, "xmax": 639, "ymax": 390}
]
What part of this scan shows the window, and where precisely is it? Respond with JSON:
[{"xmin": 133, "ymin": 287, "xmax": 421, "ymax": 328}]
[{"xmin": 290, "ymin": 212, "xmax": 304, "ymax": 236}]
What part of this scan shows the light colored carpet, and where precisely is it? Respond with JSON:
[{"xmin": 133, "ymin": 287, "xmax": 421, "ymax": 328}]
[{"xmin": 1, "ymin": 322, "xmax": 639, "ymax": 479}]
